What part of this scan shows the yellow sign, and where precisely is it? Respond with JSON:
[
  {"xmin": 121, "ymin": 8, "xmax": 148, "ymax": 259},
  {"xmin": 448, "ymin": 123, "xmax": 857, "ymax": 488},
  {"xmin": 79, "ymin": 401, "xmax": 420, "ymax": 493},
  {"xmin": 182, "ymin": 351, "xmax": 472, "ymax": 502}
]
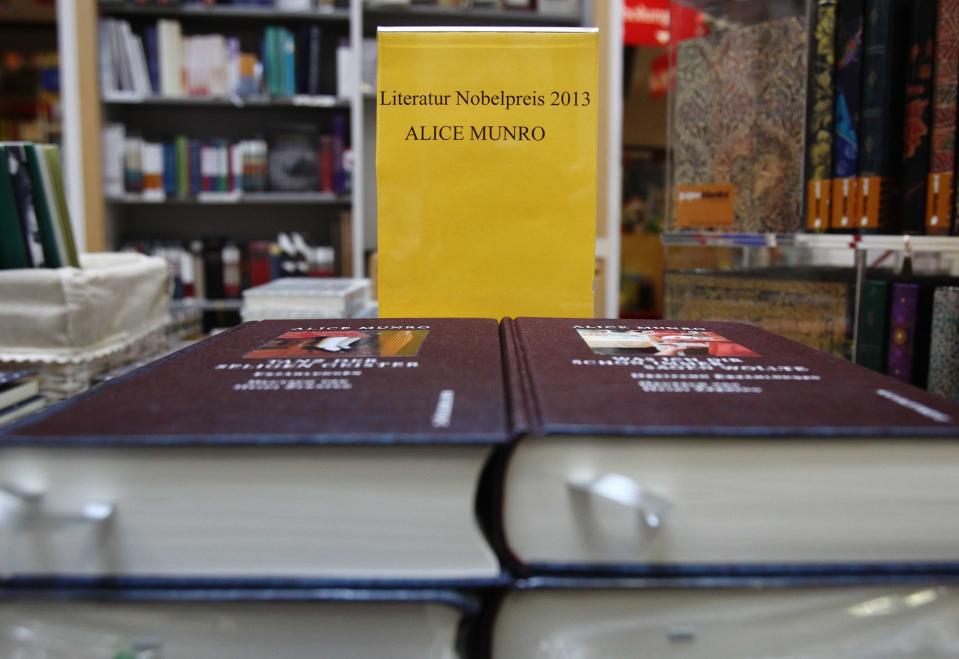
[{"xmin": 376, "ymin": 28, "xmax": 598, "ymax": 318}]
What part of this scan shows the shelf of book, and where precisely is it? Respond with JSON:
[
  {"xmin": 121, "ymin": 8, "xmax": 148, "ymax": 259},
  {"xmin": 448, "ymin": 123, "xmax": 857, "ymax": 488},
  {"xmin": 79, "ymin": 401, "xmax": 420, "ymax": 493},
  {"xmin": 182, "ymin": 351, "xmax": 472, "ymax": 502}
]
[
  {"xmin": 98, "ymin": 3, "xmax": 350, "ymax": 23},
  {"xmin": 662, "ymin": 232, "xmax": 959, "ymax": 254},
  {"xmin": 102, "ymin": 94, "xmax": 349, "ymax": 108},
  {"xmin": 107, "ymin": 192, "xmax": 350, "ymax": 205}
]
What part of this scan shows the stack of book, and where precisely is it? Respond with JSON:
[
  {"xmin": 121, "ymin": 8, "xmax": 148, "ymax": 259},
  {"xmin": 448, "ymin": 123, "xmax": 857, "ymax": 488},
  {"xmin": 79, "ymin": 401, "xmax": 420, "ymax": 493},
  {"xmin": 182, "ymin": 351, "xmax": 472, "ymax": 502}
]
[
  {"xmin": 856, "ymin": 278, "xmax": 959, "ymax": 401},
  {"xmin": 102, "ymin": 118, "xmax": 350, "ymax": 199},
  {"xmin": 99, "ymin": 17, "xmax": 344, "ymax": 100},
  {"xmin": 0, "ymin": 369, "xmax": 41, "ymax": 427},
  {"xmin": 0, "ymin": 142, "xmax": 79, "ymax": 271},
  {"xmin": 2, "ymin": 318, "xmax": 959, "ymax": 655},
  {"xmin": 241, "ymin": 277, "xmax": 371, "ymax": 320}
]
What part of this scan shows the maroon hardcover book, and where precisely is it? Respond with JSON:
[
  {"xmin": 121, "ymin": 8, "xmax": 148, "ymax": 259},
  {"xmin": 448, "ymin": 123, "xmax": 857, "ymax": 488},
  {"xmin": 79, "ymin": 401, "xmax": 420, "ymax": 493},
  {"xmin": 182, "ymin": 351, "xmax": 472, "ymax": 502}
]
[
  {"xmin": 1, "ymin": 319, "xmax": 509, "ymax": 446},
  {"xmin": 497, "ymin": 318, "xmax": 959, "ymax": 577},
  {"xmin": 503, "ymin": 317, "xmax": 959, "ymax": 437}
]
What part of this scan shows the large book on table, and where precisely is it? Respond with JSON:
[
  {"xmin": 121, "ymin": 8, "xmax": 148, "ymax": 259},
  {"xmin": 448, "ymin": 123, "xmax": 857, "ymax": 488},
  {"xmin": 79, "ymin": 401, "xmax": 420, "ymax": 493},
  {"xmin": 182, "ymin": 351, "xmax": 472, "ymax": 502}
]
[
  {"xmin": 376, "ymin": 28, "xmax": 598, "ymax": 318},
  {"xmin": 0, "ymin": 588, "xmax": 480, "ymax": 659},
  {"xmin": 899, "ymin": 0, "xmax": 936, "ymax": 234},
  {"xmin": 0, "ymin": 319, "xmax": 508, "ymax": 587},
  {"xmin": 496, "ymin": 318, "xmax": 959, "ymax": 576},
  {"xmin": 493, "ymin": 578, "xmax": 959, "ymax": 657}
]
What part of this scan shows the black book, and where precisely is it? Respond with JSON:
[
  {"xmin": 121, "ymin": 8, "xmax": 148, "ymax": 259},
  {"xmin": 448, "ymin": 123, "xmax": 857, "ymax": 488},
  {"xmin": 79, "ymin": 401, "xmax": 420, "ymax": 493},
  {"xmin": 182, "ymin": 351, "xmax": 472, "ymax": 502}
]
[
  {"xmin": 899, "ymin": 0, "xmax": 936, "ymax": 233},
  {"xmin": 3, "ymin": 144, "xmax": 45, "ymax": 268}
]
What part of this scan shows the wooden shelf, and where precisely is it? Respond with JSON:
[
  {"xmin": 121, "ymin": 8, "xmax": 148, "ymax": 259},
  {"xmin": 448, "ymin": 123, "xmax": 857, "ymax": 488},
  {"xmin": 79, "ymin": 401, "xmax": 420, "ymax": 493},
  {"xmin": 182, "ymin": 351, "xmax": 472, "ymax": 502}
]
[
  {"xmin": 364, "ymin": 5, "xmax": 581, "ymax": 27},
  {"xmin": 661, "ymin": 232, "xmax": 959, "ymax": 253}
]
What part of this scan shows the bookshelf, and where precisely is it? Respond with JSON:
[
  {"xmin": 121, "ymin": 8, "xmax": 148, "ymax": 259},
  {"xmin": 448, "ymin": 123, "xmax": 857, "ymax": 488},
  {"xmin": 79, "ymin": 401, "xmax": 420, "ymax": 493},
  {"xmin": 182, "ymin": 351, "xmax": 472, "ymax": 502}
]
[{"xmin": 63, "ymin": 1, "xmax": 624, "ymax": 314}]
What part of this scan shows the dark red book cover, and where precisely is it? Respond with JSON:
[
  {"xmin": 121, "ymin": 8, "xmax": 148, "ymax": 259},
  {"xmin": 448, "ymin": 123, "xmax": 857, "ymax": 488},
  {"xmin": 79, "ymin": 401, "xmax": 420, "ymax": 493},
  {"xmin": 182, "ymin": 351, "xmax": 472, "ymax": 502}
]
[
  {"xmin": 248, "ymin": 240, "xmax": 273, "ymax": 287},
  {"xmin": 505, "ymin": 318, "xmax": 959, "ymax": 437},
  {"xmin": 1, "ymin": 319, "xmax": 509, "ymax": 446}
]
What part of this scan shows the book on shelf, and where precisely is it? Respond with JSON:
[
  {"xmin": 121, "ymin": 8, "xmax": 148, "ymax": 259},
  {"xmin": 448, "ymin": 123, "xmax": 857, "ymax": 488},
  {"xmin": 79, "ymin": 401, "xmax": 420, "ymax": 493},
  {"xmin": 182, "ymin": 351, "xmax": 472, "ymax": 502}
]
[
  {"xmin": 0, "ymin": 143, "xmax": 78, "ymax": 271},
  {"xmin": 494, "ymin": 579, "xmax": 959, "ymax": 657},
  {"xmin": 931, "ymin": 0, "xmax": 959, "ymax": 235},
  {"xmin": 496, "ymin": 317, "xmax": 959, "ymax": 576},
  {"xmin": 99, "ymin": 17, "xmax": 343, "ymax": 101},
  {"xmin": 103, "ymin": 120, "xmax": 348, "ymax": 199},
  {"xmin": 0, "ymin": 318, "xmax": 509, "ymax": 585},
  {"xmin": 928, "ymin": 286, "xmax": 959, "ymax": 401}
]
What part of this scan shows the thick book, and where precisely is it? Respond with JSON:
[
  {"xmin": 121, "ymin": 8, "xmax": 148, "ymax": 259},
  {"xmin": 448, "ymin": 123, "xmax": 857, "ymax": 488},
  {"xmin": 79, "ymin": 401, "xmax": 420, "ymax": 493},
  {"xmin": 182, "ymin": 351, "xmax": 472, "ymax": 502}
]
[
  {"xmin": 855, "ymin": 279, "xmax": 889, "ymax": 371},
  {"xmin": 928, "ymin": 286, "xmax": 959, "ymax": 401},
  {"xmin": 0, "ymin": 588, "xmax": 479, "ymax": 659},
  {"xmin": 899, "ymin": 0, "xmax": 936, "ymax": 234},
  {"xmin": 0, "ymin": 369, "xmax": 39, "ymax": 413},
  {"xmin": 494, "ymin": 578, "xmax": 959, "ymax": 657},
  {"xmin": 376, "ymin": 28, "xmax": 598, "ymax": 318},
  {"xmin": 0, "ymin": 319, "xmax": 508, "ymax": 586},
  {"xmin": 498, "ymin": 317, "xmax": 959, "ymax": 576}
]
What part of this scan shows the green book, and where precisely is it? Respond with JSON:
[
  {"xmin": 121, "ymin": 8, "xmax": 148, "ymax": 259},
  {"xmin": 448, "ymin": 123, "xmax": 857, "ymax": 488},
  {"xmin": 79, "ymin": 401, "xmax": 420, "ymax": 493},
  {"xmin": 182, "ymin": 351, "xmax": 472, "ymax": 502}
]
[
  {"xmin": 175, "ymin": 135, "xmax": 189, "ymax": 198},
  {"xmin": 0, "ymin": 146, "xmax": 30, "ymax": 269},
  {"xmin": 25, "ymin": 144, "xmax": 64, "ymax": 268},
  {"xmin": 856, "ymin": 279, "xmax": 889, "ymax": 372},
  {"xmin": 42, "ymin": 145, "xmax": 80, "ymax": 267}
]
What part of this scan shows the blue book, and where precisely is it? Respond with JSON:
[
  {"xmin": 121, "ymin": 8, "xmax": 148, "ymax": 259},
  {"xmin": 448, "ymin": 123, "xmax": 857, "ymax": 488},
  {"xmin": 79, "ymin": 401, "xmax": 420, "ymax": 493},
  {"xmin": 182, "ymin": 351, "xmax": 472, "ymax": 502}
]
[
  {"xmin": 283, "ymin": 28, "xmax": 296, "ymax": 97},
  {"xmin": 144, "ymin": 25, "xmax": 160, "ymax": 96},
  {"xmin": 162, "ymin": 143, "xmax": 176, "ymax": 197}
]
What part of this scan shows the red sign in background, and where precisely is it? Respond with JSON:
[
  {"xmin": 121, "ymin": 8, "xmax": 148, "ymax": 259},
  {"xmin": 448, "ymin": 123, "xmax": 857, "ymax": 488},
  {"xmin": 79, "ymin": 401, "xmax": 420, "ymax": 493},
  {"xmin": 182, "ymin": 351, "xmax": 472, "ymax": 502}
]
[{"xmin": 623, "ymin": 0, "xmax": 707, "ymax": 47}]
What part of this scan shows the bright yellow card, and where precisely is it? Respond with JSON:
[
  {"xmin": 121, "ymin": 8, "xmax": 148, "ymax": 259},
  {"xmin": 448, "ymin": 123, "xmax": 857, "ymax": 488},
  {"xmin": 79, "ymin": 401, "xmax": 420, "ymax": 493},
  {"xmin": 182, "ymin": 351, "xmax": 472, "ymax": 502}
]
[{"xmin": 376, "ymin": 28, "xmax": 598, "ymax": 318}]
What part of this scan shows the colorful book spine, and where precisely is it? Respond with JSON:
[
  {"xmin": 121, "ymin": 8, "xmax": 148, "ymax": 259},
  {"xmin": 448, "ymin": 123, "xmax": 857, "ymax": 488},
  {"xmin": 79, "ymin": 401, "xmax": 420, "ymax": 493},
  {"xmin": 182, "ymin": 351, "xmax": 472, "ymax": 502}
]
[
  {"xmin": 928, "ymin": 286, "xmax": 959, "ymax": 401},
  {"xmin": 899, "ymin": 0, "xmax": 936, "ymax": 234},
  {"xmin": 855, "ymin": 279, "xmax": 889, "ymax": 372},
  {"xmin": 831, "ymin": 0, "xmax": 865, "ymax": 180},
  {"xmin": 858, "ymin": 0, "xmax": 906, "ymax": 229},
  {"xmin": 805, "ymin": 0, "xmax": 837, "ymax": 231},
  {"xmin": 886, "ymin": 282, "xmax": 919, "ymax": 382},
  {"xmin": 931, "ymin": 0, "xmax": 959, "ymax": 234}
]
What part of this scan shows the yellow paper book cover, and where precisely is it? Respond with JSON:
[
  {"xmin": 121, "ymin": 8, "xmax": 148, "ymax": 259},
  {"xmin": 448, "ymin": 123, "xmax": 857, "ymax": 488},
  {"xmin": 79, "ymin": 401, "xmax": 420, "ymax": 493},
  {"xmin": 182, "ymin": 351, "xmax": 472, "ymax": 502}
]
[{"xmin": 377, "ymin": 28, "xmax": 598, "ymax": 318}]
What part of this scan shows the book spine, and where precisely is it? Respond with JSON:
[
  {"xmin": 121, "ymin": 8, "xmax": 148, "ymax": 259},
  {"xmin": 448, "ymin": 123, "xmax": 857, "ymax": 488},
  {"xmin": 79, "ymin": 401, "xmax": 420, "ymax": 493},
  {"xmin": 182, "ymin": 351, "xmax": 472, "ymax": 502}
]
[
  {"xmin": 24, "ymin": 145, "xmax": 63, "ymax": 268},
  {"xmin": 318, "ymin": 135, "xmax": 334, "ymax": 193},
  {"xmin": 308, "ymin": 26, "xmax": 321, "ymax": 96},
  {"xmin": 804, "ymin": 0, "xmax": 837, "ymax": 189},
  {"xmin": 6, "ymin": 145, "xmax": 46, "ymax": 268},
  {"xmin": 145, "ymin": 24, "xmax": 160, "ymax": 95},
  {"xmin": 855, "ymin": 279, "xmax": 889, "ymax": 371},
  {"xmin": 162, "ymin": 142, "xmax": 177, "ymax": 196},
  {"xmin": 175, "ymin": 135, "xmax": 189, "ymax": 198},
  {"xmin": 248, "ymin": 240, "xmax": 273, "ymax": 287},
  {"xmin": 332, "ymin": 113, "xmax": 346, "ymax": 194},
  {"xmin": 189, "ymin": 140, "xmax": 202, "ymax": 196},
  {"xmin": 0, "ymin": 146, "xmax": 31, "ymax": 269},
  {"xmin": 932, "ymin": 0, "xmax": 959, "ymax": 175},
  {"xmin": 886, "ymin": 282, "xmax": 919, "ymax": 382},
  {"xmin": 928, "ymin": 286, "xmax": 959, "ymax": 401},
  {"xmin": 200, "ymin": 144, "xmax": 215, "ymax": 193},
  {"xmin": 284, "ymin": 28, "xmax": 296, "ymax": 97},
  {"xmin": 831, "ymin": 0, "xmax": 865, "ymax": 180},
  {"xmin": 899, "ymin": 0, "xmax": 936, "ymax": 234}
]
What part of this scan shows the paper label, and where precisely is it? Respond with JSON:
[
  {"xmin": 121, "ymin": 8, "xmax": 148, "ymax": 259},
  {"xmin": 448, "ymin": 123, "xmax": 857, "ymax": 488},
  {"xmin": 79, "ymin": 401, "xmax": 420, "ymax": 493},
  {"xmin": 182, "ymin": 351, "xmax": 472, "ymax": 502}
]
[
  {"xmin": 806, "ymin": 179, "xmax": 831, "ymax": 231},
  {"xmin": 857, "ymin": 176, "xmax": 882, "ymax": 230},
  {"xmin": 829, "ymin": 176, "xmax": 859, "ymax": 230},
  {"xmin": 926, "ymin": 172, "xmax": 953, "ymax": 234},
  {"xmin": 674, "ymin": 184, "xmax": 736, "ymax": 228}
]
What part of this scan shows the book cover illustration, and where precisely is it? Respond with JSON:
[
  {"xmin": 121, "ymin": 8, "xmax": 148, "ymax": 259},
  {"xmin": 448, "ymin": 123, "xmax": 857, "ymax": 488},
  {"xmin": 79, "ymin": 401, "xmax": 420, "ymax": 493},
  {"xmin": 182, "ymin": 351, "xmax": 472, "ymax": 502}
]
[
  {"xmin": 576, "ymin": 328, "xmax": 759, "ymax": 358},
  {"xmin": 244, "ymin": 329, "xmax": 429, "ymax": 359}
]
